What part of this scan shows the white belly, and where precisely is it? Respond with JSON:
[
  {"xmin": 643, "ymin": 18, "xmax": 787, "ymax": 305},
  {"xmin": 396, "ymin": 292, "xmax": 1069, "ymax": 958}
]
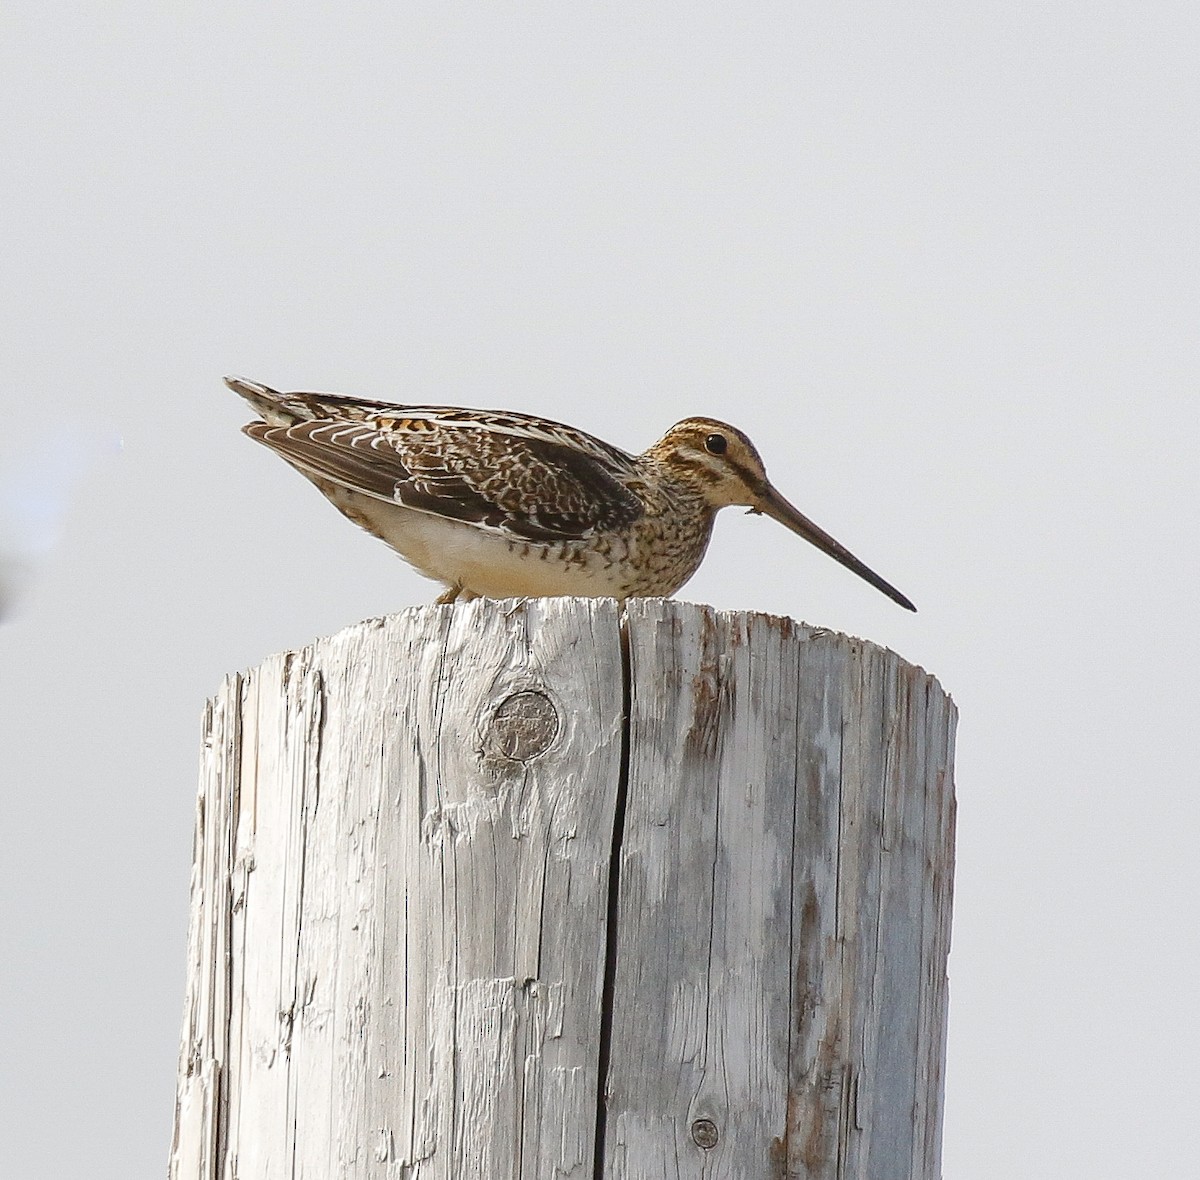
[{"xmin": 324, "ymin": 485, "xmax": 633, "ymax": 598}]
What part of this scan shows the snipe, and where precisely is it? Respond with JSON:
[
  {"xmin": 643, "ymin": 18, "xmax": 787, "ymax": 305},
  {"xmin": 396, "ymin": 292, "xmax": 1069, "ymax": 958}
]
[{"xmin": 227, "ymin": 376, "xmax": 915, "ymax": 610}]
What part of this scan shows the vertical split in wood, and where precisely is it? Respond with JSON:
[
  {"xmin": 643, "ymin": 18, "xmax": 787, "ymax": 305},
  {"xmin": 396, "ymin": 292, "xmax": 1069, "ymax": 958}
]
[
  {"xmin": 169, "ymin": 600, "xmax": 955, "ymax": 1179},
  {"xmin": 592, "ymin": 609, "xmax": 634, "ymax": 1177}
]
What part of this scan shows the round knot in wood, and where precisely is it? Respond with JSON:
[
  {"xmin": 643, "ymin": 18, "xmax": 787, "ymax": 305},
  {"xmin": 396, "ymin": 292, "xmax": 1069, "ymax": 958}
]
[
  {"xmin": 487, "ymin": 690, "xmax": 559, "ymax": 762},
  {"xmin": 690, "ymin": 1118, "xmax": 719, "ymax": 1149}
]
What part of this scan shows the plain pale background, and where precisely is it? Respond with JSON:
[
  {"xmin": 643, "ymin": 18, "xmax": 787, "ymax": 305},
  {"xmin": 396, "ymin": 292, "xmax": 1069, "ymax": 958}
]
[{"xmin": 1, "ymin": 3, "xmax": 1197, "ymax": 1177}]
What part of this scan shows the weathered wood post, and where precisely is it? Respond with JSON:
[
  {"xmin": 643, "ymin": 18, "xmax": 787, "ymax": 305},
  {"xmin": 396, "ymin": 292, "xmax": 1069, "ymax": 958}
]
[{"xmin": 170, "ymin": 597, "xmax": 955, "ymax": 1178}]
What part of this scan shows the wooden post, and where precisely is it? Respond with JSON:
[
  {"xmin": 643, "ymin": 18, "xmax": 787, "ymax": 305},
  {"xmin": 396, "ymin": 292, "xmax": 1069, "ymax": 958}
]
[{"xmin": 169, "ymin": 598, "xmax": 956, "ymax": 1179}]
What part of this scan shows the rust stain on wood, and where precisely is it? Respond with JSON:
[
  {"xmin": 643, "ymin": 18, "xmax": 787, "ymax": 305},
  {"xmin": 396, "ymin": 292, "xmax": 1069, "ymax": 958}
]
[{"xmin": 684, "ymin": 608, "xmax": 734, "ymax": 758}]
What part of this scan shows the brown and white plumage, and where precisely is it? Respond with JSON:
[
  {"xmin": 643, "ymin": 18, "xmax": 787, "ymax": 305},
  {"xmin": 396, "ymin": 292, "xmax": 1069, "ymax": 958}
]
[{"xmin": 226, "ymin": 376, "xmax": 915, "ymax": 609}]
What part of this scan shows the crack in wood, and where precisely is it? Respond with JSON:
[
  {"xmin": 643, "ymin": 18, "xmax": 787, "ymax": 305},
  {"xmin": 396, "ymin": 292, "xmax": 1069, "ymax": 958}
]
[{"xmin": 592, "ymin": 608, "xmax": 633, "ymax": 1177}]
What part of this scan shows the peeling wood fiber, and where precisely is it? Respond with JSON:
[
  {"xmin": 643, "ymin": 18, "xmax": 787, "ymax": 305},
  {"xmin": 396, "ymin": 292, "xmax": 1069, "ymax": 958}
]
[{"xmin": 169, "ymin": 598, "xmax": 956, "ymax": 1179}]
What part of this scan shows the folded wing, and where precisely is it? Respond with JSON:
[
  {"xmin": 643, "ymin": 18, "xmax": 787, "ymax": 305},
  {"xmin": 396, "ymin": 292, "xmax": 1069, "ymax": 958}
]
[{"xmin": 244, "ymin": 418, "xmax": 643, "ymax": 543}]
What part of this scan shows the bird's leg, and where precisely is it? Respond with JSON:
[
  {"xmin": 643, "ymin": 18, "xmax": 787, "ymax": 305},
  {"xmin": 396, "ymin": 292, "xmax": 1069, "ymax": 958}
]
[{"xmin": 434, "ymin": 584, "xmax": 462, "ymax": 605}]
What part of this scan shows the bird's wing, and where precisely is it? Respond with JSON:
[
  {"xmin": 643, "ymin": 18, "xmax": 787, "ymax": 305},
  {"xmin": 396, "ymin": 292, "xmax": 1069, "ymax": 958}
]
[{"xmin": 244, "ymin": 418, "xmax": 644, "ymax": 542}]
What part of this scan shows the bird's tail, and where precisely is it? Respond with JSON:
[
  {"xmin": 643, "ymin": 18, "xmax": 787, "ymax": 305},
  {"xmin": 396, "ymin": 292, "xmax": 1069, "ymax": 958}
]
[{"xmin": 224, "ymin": 375, "xmax": 313, "ymax": 427}]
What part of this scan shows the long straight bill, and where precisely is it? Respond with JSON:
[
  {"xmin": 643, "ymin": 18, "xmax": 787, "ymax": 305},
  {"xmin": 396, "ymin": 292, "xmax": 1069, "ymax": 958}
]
[{"xmin": 757, "ymin": 485, "xmax": 917, "ymax": 612}]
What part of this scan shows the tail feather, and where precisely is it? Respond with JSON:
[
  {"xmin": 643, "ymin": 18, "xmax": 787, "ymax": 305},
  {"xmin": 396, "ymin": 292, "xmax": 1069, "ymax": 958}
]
[{"xmin": 224, "ymin": 375, "xmax": 312, "ymax": 427}]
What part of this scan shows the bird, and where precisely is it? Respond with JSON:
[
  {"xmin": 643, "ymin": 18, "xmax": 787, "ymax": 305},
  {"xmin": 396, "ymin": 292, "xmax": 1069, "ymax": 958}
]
[{"xmin": 227, "ymin": 376, "xmax": 915, "ymax": 611}]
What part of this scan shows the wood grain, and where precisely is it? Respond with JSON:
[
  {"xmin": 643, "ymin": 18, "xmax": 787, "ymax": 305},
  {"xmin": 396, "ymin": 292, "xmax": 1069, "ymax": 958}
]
[
  {"xmin": 604, "ymin": 601, "xmax": 956, "ymax": 1179},
  {"xmin": 170, "ymin": 598, "xmax": 625, "ymax": 1178},
  {"xmin": 170, "ymin": 599, "xmax": 955, "ymax": 1179}
]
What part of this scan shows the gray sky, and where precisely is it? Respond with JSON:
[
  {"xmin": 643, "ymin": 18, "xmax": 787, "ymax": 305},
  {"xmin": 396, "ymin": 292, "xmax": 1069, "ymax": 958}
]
[{"xmin": 2, "ymin": 3, "xmax": 1197, "ymax": 1177}]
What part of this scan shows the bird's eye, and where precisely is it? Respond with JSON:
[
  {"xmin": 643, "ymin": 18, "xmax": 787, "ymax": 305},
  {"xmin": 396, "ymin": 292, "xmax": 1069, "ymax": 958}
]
[{"xmin": 704, "ymin": 433, "xmax": 728, "ymax": 455}]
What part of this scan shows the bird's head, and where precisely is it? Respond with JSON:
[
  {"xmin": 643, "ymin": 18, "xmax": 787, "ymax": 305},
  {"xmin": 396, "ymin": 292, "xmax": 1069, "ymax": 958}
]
[
  {"xmin": 647, "ymin": 417, "xmax": 916, "ymax": 611},
  {"xmin": 647, "ymin": 418, "xmax": 773, "ymax": 509}
]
